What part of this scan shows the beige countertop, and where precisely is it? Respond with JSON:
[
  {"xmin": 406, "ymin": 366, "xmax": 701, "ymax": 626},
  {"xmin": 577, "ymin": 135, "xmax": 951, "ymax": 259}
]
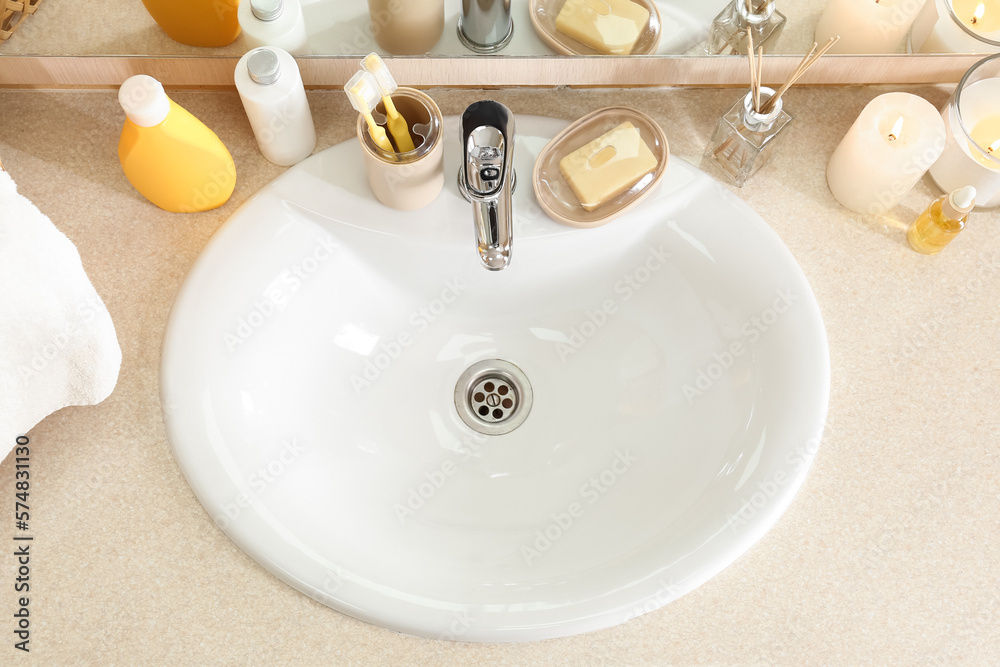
[{"xmin": 0, "ymin": 85, "xmax": 998, "ymax": 665}]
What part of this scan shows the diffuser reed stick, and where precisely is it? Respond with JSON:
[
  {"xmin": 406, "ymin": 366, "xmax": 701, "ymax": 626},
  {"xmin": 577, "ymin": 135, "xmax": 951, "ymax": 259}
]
[
  {"xmin": 759, "ymin": 35, "xmax": 840, "ymax": 113},
  {"xmin": 743, "ymin": 28, "xmax": 840, "ymax": 115},
  {"xmin": 745, "ymin": 29, "xmax": 766, "ymax": 115}
]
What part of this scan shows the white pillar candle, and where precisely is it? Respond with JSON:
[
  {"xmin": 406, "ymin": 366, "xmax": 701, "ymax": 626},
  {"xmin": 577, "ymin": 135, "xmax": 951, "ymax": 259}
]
[
  {"xmin": 911, "ymin": 0, "xmax": 1000, "ymax": 53},
  {"xmin": 815, "ymin": 0, "xmax": 926, "ymax": 53},
  {"xmin": 929, "ymin": 76, "xmax": 1000, "ymax": 206},
  {"xmin": 827, "ymin": 92, "xmax": 947, "ymax": 214}
]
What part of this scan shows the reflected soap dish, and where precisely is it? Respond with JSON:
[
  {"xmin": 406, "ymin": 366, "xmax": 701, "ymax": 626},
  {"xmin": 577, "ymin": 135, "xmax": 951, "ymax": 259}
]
[
  {"xmin": 529, "ymin": 0, "xmax": 662, "ymax": 56},
  {"xmin": 533, "ymin": 107, "xmax": 669, "ymax": 228}
]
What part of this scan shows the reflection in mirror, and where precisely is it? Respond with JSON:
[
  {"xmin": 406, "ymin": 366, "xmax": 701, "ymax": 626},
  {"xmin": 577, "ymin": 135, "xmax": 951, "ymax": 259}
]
[
  {"xmin": 0, "ymin": 0, "xmax": 43, "ymax": 43},
  {"xmin": 532, "ymin": 0, "xmax": 663, "ymax": 55},
  {"xmin": 0, "ymin": 0, "xmax": 825, "ymax": 56},
  {"xmin": 139, "ymin": 0, "xmax": 240, "ymax": 48},
  {"xmin": 817, "ymin": 0, "xmax": 1000, "ymax": 53},
  {"xmin": 1, "ymin": 0, "xmax": 998, "ymax": 57},
  {"xmin": 910, "ymin": 0, "xmax": 1000, "ymax": 53}
]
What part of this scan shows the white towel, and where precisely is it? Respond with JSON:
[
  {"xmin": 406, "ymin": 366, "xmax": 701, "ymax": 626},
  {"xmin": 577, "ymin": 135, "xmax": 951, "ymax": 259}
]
[{"xmin": 0, "ymin": 169, "xmax": 121, "ymax": 459}]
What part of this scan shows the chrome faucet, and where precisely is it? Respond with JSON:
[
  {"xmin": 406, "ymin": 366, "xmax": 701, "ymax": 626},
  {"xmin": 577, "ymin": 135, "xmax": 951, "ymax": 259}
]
[{"xmin": 458, "ymin": 101, "xmax": 515, "ymax": 271}]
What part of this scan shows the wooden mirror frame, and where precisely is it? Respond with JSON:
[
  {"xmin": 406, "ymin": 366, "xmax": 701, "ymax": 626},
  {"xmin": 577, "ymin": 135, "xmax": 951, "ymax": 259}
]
[{"xmin": 0, "ymin": 54, "xmax": 985, "ymax": 89}]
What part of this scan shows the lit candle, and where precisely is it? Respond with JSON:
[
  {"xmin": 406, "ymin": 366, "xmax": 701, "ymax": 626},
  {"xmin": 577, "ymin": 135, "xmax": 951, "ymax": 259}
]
[
  {"xmin": 959, "ymin": 0, "xmax": 1000, "ymax": 30},
  {"xmin": 815, "ymin": 0, "xmax": 924, "ymax": 53},
  {"xmin": 970, "ymin": 115, "xmax": 1000, "ymax": 165},
  {"xmin": 827, "ymin": 93, "xmax": 947, "ymax": 214},
  {"xmin": 887, "ymin": 116, "xmax": 905, "ymax": 141},
  {"xmin": 911, "ymin": 0, "xmax": 1000, "ymax": 53},
  {"xmin": 928, "ymin": 75, "xmax": 1000, "ymax": 206}
]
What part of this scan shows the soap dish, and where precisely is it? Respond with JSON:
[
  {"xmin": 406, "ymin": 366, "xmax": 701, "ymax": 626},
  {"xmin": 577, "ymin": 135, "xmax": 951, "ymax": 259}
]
[
  {"xmin": 533, "ymin": 107, "xmax": 669, "ymax": 228},
  {"xmin": 529, "ymin": 0, "xmax": 662, "ymax": 56}
]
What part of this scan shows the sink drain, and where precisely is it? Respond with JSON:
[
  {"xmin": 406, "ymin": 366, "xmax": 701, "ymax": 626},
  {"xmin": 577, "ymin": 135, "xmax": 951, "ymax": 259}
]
[{"xmin": 455, "ymin": 360, "xmax": 533, "ymax": 435}]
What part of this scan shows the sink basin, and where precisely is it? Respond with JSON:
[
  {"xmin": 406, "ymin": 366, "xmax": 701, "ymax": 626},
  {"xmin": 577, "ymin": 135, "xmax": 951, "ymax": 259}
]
[{"xmin": 161, "ymin": 113, "xmax": 829, "ymax": 642}]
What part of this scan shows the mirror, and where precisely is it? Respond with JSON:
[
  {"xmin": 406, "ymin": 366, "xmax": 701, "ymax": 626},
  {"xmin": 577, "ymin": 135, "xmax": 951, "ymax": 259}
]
[{"xmin": 2, "ymin": 0, "xmax": 998, "ymax": 58}]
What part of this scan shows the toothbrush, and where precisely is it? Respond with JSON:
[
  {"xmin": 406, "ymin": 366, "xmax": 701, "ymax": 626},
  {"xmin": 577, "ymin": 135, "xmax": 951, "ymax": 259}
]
[
  {"xmin": 361, "ymin": 53, "xmax": 416, "ymax": 154},
  {"xmin": 345, "ymin": 71, "xmax": 396, "ymax": 158}
]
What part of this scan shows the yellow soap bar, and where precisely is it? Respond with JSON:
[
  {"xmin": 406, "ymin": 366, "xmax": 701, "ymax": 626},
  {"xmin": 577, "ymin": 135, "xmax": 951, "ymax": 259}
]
[
  {"xmin": 555, "ymin": 0, "xmax": 651, "ymax": 55},
  {"xmin": 559, "ymin": 122, "xmax": 658, "ymax": 212}
]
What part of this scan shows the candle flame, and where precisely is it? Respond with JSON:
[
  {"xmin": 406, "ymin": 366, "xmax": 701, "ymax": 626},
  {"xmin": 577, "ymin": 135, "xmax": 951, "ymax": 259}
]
[
  {"xmin": 888, "ymin": 116, "xmax": 904, "ymax": 142},
  {"xmin": 973, "ymin": 3, "xmax": 985, "ymax": 24},
  {"xmin": 988, "ymin": 138, "xmax": 1000, "ymax": 154}
]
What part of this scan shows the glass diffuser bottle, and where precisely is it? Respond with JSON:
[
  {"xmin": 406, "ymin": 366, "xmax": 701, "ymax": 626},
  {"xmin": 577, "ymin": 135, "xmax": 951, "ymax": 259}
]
[
  {"xmin": 705, "ymin": 86, "xmax": 793, "ymax": 187},
  {"xmin": 706, "ymin": 0, "xmax": 786, "ymax": 55}
]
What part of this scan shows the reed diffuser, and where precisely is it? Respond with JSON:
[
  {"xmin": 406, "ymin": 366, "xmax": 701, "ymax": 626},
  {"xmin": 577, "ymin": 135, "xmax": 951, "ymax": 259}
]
[
  {"xmin": 705, "ymin": 31, "xmax": 839, "ymax": 187},
  {"xmin": 706, "ymin": 0, "xmax": 786, "ymax": 55}
]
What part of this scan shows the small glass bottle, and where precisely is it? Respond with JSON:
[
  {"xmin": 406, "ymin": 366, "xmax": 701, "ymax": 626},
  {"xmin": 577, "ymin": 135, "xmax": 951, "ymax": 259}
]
[
  {"xmin": 704, "ymin": 86, "xmax": 792, "ymax": 188},
  {"xmin": 907, "ymin": 186, "xmax": 976, "ymax": 254},
  {"xmin": 705, "ymin": 0, "xmax": 786, "ymax": 55}
]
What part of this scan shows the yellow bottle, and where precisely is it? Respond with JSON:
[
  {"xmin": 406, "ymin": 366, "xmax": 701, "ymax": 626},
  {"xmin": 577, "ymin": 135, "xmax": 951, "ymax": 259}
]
[
  {"xmin": 118, "ymin": 75, "xmax": 237, "ymax": 213},
  {"xmin": 907, "ymin": 186, "xmax": 976, "ymax": 255},
  {"xmin": 141, "ymin": 0, "xmax": 241, "ymax": 47}
]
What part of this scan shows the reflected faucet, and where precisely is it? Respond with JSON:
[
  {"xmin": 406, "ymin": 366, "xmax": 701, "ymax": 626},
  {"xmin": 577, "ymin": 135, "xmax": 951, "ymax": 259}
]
[
  {"xmin": 458, "ymin": 101, "xmax": 515, "ymax": 271},
  {"xmin": 457, "ymin": 0, "xmax": 514, "ymax": 53}
]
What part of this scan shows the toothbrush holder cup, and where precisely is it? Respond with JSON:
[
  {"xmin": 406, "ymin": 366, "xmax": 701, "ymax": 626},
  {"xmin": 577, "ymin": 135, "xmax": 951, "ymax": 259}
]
[{"xmin": 356, "ymin": 87, "xmax": 444, "ymax": 211}]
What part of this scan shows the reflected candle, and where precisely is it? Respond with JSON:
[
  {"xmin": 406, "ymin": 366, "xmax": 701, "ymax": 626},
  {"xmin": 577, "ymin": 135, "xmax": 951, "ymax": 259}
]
[
  {"xmin": 815, "ymin": 0, "xmax": 924, "ymax": 53},
  {"xmin": 827, "ymin": 93, "xmax": 947, "ymax": 214},
  {"xmin": 911, "ymin": 0, "xmax": 1000, "ymax": 53}
]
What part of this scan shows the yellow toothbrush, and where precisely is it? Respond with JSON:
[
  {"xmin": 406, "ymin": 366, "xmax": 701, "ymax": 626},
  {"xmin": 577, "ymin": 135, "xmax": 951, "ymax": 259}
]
[
  {"xmin": 345, "ymin": 71, "xmax": 396, "ymax": 158},
  {"xmin": 361, "ymin": 53, "xmax": 416, "ymax": 154}
]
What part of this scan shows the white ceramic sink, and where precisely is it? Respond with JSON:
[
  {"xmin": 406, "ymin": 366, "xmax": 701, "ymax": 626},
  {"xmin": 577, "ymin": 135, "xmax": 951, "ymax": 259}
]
[{"xmin": 161, "ymin": 113, "xmax": 829, "ymax": 642}]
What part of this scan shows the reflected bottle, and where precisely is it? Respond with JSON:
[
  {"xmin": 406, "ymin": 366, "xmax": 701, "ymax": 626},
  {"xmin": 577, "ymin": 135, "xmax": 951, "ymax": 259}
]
[
  {"xmin": 141, "ymin": 0, "xmax": 241, "ymax": 48},
  {"xmin": 706, "ymin": 0, "xmax": 786, "ymax": 55},
  {"xmin": 238, "ymin": 0, "xmax": 310, "ymax": 55},
  {"xmin": 705, "ymin": 86, "xmax": 793, "ymax": 188}
]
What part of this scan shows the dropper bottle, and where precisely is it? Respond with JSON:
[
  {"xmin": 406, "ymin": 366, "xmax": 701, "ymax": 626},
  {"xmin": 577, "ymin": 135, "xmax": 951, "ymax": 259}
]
[{"xmin": 907, "ymin": 186, "xmax": 976, "ymax": 255}]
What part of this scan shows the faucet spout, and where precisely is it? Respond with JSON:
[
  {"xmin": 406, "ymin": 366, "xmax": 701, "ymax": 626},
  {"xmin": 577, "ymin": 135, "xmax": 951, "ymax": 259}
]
[
  {"xmin": 458, "ymin": 101, "xmax": 515, "ymax": 272},
  {"xmin": 475, "ymin": 197, "xmax": 513, "ymax": 270}
]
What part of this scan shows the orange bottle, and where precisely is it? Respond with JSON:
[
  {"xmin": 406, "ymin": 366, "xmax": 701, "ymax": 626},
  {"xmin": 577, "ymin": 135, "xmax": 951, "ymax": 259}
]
[
  {"xmin": 117, "ymin": 75, "xmax": 237, "ymax": 213},
  {"xmin": 141, "ymin": 0, "xmax": 241, "ymax": 47}
]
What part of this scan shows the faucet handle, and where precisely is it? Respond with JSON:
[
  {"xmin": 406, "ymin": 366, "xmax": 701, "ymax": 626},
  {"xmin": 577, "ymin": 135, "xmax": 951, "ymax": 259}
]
[
  {"xmin": 464, "ymin": 126, "xmax": 506, "ymax": 197},
  {"xmin": 460, "ymin": 101, "xmax": 515, "ymax": 199}
]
